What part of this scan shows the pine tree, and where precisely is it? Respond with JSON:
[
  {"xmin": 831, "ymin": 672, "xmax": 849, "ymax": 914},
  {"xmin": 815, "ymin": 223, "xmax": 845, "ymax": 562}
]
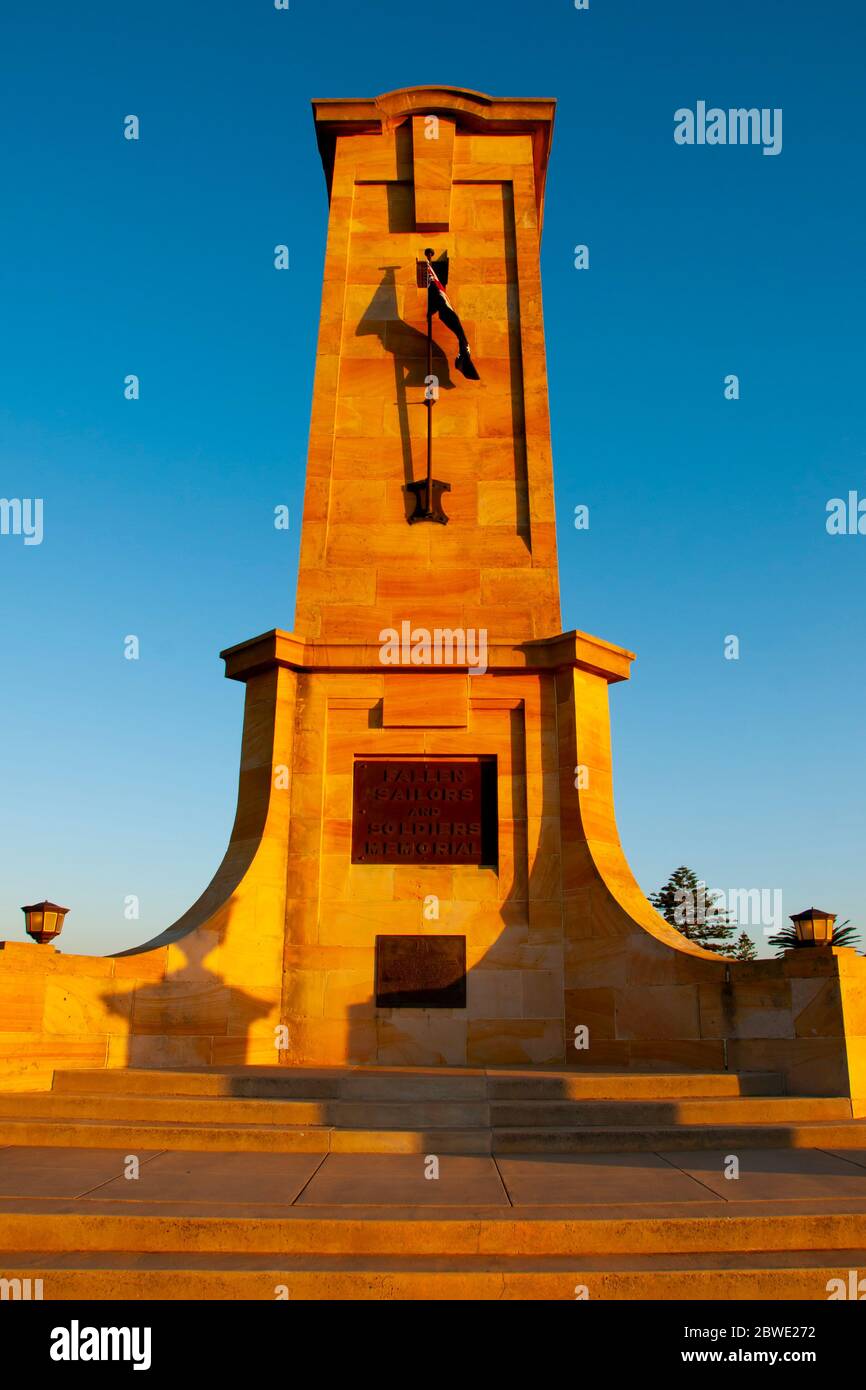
[
  {"xmin": 732, "ymin": 931, "xmax": 758, "ymax": 961},
  {"xmin": 648, "ymin": 866, "xmax": 737, "ymax": 954}
]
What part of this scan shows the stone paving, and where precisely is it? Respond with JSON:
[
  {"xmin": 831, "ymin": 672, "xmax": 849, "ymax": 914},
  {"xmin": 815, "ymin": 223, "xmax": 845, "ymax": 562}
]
[{"xmin": 3, "ymin": 1143, "xmax": 866, "ymax": 1213}]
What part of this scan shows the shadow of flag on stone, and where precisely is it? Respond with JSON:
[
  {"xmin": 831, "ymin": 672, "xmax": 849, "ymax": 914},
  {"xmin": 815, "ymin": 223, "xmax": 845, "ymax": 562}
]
[{"xmin": 422, "ymin": 249, "xmax": 480, "ymax": 380}]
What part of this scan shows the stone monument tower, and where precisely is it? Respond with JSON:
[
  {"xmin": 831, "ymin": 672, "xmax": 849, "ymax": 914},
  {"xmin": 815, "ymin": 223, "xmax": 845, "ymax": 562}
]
[
  {"xmin": 184, "ymin": 83, "xmax": 700, "ymax": 1068},
  {"xmin": 5, "ymin": 89, "xmax": 864, "ymax": 1102}
]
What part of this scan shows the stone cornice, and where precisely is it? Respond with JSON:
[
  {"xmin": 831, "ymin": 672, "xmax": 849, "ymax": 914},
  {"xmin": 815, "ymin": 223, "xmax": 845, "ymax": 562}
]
[
  {"xmin": 220, "ymin": 628, "xmax": 634, "ymax": 684},
  {"xmin": 312, "ymin": 85, "xmax": 556, "ymax": 229}
]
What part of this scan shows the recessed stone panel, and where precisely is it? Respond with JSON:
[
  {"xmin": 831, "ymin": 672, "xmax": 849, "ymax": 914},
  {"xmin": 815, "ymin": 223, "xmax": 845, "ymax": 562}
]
[{"xmin": 375, "ymin": 934, "xmax": 467, "ymax": 1009}]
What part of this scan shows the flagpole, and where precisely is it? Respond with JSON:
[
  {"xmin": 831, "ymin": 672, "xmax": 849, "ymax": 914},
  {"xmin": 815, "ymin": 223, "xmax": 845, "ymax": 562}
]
[
  {"xmin": 406, "ymin": 248, "xmax": 451, "ymax": 525},
  {"xmin": 425, "ymin": 314, "xmax": 434, "ymax": 518},
  {"xmin": 425, "ymin": 249, "xmax": 434, "ymax": 518}
]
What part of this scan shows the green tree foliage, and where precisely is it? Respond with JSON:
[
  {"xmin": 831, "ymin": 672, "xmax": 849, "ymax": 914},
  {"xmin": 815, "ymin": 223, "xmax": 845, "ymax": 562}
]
[
  {"xmin": 649, "ymin": 866, "xmax": 737, "ymax": 954},
  {"xmin": 732, "ymin": 931, "xmax": 758, "ymax": 961}
]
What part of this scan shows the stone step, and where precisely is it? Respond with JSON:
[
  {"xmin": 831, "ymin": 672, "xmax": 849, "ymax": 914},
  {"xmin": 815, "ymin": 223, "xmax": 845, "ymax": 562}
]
[
  {"xmin": 48, "ymin": 1066, "xmax": 784, "ymax": 1103},
  {"xmin": 0, "ymin": 1092, "xmax": 845, "ymax": 1131},
  {"xmin": 0, "ymin": 1117, "xmax": 491, "ymax": 1153},
  {"xmin": 2, "ymin": 1205, "xmax": 865, "ymax": 1257},
  {"xmin": 486, "ymin": 1071, "xmax": 784, "ymax": 1100},
  {"xmin": 2, "ymin": 1113, "xmax": 866, "ymax": 1154},
  {"xmin": 2, "ymin": 1249, "xmax": 864, "ymax": 1300},
  {"xmin": 489, "ymin": 1097, "xmax": 852, "ymax": 1127},
  {"xmin": 492, "ymin": 1121, "xmax": 866, "ymax": 1154},
  {"xmin": 49, "ymin": 1067, "xmax": 488, "ymax": 1102},
  {"xmin": 0, "ymin": 1093, "xmax": 491, "ymax": 1130}
]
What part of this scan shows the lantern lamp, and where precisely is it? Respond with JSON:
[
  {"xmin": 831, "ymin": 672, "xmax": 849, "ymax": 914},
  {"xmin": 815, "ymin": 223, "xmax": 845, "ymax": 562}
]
[
  {"xmin": 789, "ymin": 907, "xmax": 836, "ymax": 947},
  {"xmin": 21, "ymin": 901, "xmax": 69, "ymax": 945}
]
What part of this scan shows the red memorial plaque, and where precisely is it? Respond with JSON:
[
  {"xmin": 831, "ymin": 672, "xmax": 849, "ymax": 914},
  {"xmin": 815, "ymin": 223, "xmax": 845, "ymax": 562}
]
[{"xmin": 352, "ymin": 758, "xmax": 496, "ymax": 865}]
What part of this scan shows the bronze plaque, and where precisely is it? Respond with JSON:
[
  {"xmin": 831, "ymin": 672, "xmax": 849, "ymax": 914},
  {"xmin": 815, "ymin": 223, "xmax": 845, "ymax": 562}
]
[
  {"xmin": 352, "ymin": 758, "xmax": 496, "ymax": 865},
  {"xmin": 376, "ymin": 935, "xmax": 467, "ymax": 1009}
]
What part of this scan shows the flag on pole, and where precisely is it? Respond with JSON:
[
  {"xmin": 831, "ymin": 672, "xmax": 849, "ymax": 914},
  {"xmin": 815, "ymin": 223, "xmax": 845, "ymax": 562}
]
[{"xmin": 424, "ymin": 250, "xmax": 480, "ymax": 380}]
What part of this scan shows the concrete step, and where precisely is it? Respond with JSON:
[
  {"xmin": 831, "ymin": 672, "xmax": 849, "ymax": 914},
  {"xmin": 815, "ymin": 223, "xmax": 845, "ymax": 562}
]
[
  {"xmin": 0, "ymin": 1092, "xmax": 845, "ymax": 1134},
  {"xmin": 2, "ymin": 1112, "xmax": 866, "ymax": 1154},
  {"xmin": 1, "ymin": 1091, "xmax": 838, "ymax": 1131},
  {"xmin": 48, "ymin": 1066, "xmax": 784, "ymax": 1103},
  {"xmin": 49, "ymin": 1067, "xmax": 489, "ymax": 1102},
  {"xmin": 492, "ymin": 1121, "xmax": 866, "ymax": 1154},
  {"xmin": 2, "ymin": 1248, "xmax": 864, "ymax": 1300},
  {"xmin": 3, "ymin": 1204, "xmax": 866, "ymax": 1256},
  {"xmin": 485, "ymin": 1071, "xmax": 784, "ymax": 1100},
  {"xmin": 489, "ymin": 1097, "xmax": 852, "ymax": 1127},
  {"xmin": 0, "ymin": 1116, "xmax": 491, "ymax": 1153},
  {"xmin": 0, "ymin": 1093, "xmax": 491, "ymax": 1130}
]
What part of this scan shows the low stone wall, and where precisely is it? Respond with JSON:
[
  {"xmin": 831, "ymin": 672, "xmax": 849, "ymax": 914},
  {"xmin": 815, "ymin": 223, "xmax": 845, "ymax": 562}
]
[
  {"xmin": 0, "ymin": 939, "xmax": 280, "ymax": 1092},
  {"xmin": 2, "ymin": 934, "xmax": 865, "ymax": 1106},
  {"xmin": 562, "ymin": 932, "xmax": 866, "ymax": 1104}
]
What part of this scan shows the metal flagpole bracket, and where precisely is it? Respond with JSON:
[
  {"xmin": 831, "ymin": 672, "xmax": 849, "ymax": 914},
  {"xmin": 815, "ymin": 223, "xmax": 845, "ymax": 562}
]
[{"xmin": 406, "ymin": 477, "xmax": 451, "ymax": 524}]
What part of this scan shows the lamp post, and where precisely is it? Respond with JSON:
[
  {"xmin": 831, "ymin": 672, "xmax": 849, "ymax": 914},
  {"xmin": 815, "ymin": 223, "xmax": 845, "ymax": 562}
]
[
  {"xmin": 790, "ymin": 907, "xmax": 836, "ymax": 947},
  {"xmin": 21, "ymin": 901, "xmax": 69, "ymax": 945}
]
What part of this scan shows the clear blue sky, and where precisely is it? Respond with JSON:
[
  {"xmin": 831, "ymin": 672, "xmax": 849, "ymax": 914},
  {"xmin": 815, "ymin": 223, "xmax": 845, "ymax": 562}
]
[{"xmin": 1, "ymin": 0, "xmax": 863, "ymax": 956}]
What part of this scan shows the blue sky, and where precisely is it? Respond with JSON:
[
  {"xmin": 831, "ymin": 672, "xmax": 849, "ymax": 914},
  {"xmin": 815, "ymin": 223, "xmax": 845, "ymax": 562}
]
[{"xmin": 1, "ymin": 0, "xmax": 863, "ymax": 955}]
